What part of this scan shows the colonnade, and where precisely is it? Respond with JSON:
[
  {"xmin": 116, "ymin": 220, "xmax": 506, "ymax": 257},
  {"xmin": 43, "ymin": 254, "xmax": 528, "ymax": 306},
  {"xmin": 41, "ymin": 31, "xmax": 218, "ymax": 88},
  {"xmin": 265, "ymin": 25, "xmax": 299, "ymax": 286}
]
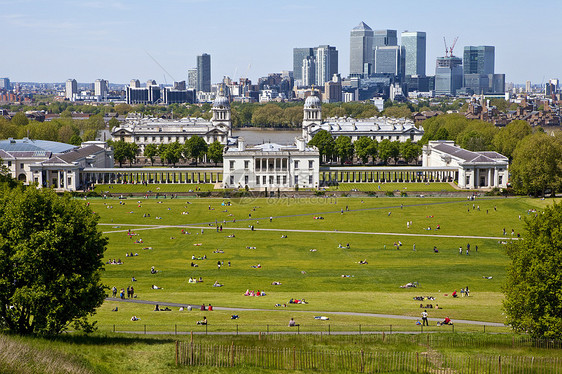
[
  {"xmin": 319, "ymin": 167, "xmax": 458, "ymax": 185},
  {"xmin": 80, "ymin": 168, "xmax": 223, "ymax": 187}
]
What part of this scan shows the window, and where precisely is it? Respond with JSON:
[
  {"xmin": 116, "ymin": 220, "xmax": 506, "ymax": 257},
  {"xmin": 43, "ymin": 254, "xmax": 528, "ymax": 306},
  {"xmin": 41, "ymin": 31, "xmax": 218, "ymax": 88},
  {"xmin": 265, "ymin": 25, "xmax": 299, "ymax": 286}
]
[
  {"xmin": 20, "ymin": 163, "xmax": 24, "ymax": 169},
  {"xmin": 294, "ymin": 175, "xmax": 299, "ymax": 185},
  {"xmin": 244, "ymin": 160, "xmax": 249, "ymax": 169},
  {"xmin": 68, "ymin": 177, "xmax": 72, "ymax": 185},
  {"xmin": 283, "ymin": 175, "xmax": 287, "ymax": 185},
  {"xmin": 256, "ymin": 176, "xmax": 260, "ymax": 185},
  {"xmin": 269, "ymin": 176, "xmax": 274, "ymax": 184},
  {"xmin": 309, "ymin": 160, "xmax": 314, "ymax": 169},
  {"xmin": 262, "ymin": 175, "xmax": 266, "ymax": 184},
  {"xmin": 244, "ymin": 175, "xmax": 248, "ymax": 185},
  {"xmin": 309, "ymin": 175, "xmax": 313, "ymax": 184},
  {"xmin": 7, "ymin": 161, "xmax": 11, "ymax": 167},
  {"xmin": 294, "ymin": 160, "xmax": 299, "ymax": 169},
  {"xmin": 230, "ymin": 161, "xmax": 235, "ymax": 169},
  {"xmin": 230, "ymin": 175, "xmax": 234, "ymax": 185},
  {"xmin": 466, "ymin": 176, "xmax": 470, "ymax": 185},
  {"xmin": 276, "ymin": 175, "xmax": 280, "ymax": 184}
]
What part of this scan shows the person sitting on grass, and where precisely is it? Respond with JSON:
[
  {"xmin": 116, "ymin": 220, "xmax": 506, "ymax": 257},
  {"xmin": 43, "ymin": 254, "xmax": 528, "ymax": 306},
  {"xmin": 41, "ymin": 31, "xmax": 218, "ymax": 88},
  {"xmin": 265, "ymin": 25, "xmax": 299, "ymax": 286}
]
[
  {"xmin": 288, "ymin": 318, "xmax": 299, "ymax": 327},
  {"xmin": 131, "ymin": 316, "xmax": 139, "ymax": 321},
  {"xmin": 197, "ymin": 317, "xmax": 207, "ymax": 325},
  {"xmin": 438, "ymin": 317, "xmax": 452, "ymax": 326}
]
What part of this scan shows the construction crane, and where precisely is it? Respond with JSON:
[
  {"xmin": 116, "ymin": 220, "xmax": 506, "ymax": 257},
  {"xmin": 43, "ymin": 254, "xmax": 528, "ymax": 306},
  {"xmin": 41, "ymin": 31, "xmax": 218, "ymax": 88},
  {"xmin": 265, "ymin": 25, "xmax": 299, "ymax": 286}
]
[
  {"xmin": 443, "ymin": 36, "xmax": 459, "ymax": 57},
  {"xmin": 449, "ymin": 36, "xmax": 459, "ymax": 57}
]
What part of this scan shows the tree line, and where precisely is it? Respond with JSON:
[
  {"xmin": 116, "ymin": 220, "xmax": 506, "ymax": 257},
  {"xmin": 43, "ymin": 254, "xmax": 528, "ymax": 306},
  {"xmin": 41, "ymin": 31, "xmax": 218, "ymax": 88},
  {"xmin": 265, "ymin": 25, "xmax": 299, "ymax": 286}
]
[
  {"xmin": 308, "ymin": 130, "xmax": 422, "ymax": 166},
  {"xmin": 0, "ymin": 112, "xmax": 110, "ymax": 144},
  {"xmin": 110, "ymin": 136, "xmax": 224, "ymax": 167}
]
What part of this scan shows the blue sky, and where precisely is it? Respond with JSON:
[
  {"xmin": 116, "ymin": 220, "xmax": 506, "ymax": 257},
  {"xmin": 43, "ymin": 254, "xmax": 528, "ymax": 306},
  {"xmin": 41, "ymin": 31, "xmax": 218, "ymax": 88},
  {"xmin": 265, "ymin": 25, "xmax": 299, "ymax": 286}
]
[{"xmin": 1, "ymin": 0, "xmax": 560, "ymax": 85}]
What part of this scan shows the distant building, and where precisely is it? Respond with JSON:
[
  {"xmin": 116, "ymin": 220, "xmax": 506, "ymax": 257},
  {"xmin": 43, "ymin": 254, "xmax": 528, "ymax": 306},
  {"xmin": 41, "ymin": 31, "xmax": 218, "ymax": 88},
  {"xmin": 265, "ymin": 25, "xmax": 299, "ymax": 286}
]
[
  {"xmin": 94, "ymin": 79, "xmax": 108, "ymax": 99},
  {"xmin": 197, "ymin": 53, "xmax": 211, "ymax": 93},
  {"xmin": 401, "ymin": 31, "xmax": 426, "ymax": 76},
  {"xmin": 301, "ymin": 91, "xmax": 423, "ymax": 143},
  {"xmin": 0, "ymin": 78, "xmax": 10, "ymax": 90},
  {"xmin": 315, "ymin": 45, "xmax": 338, "ymax": 86},
  {"xmin": 462, "ymin": 46, "xmax": 504, "ymax": 94},
  {"xmin": 324, "ymin": 74, "xmax": 342, "ymax": 103},
  {"xmin": 187, "ymin": 68, "xmax": 197, "ymax": 89},
  {"xmin": 65, "ymin": 79, "xmax": 77, "ymax": 101},
  {"xmin": 113, "ymin": 90, "xmax": 232, "ymax": 151},
  {"xmin": 373, "ymin": 29, "xmax": 397, "ymax": 49},
  {"xmin": 349, "ymin": 21, "xmax": 374, "ymax": 77},
  {"xmin": 302, "ymin": 56, "xmax": 316, "ymax": 87},
  {"xmin": 435, "ymin": 56, "xmax": 463, "ymax": 96},
  {"xmin": 374, "ymin": 46, "xmax": 405, "ymax": 79},
  {"xmin": 423, "ymin": 140, "xmax": 508, "ymax": 189},
  {"xmin": 463, "ymin": 46, "xmax": 494, "ymax": 75},
  {"xmin": 293, "ymin": 47, "xmax": 315, "ymax": 84},
  {"xmin": 222, "ymin": 137, "xmax": 320, "ymax": 190}
]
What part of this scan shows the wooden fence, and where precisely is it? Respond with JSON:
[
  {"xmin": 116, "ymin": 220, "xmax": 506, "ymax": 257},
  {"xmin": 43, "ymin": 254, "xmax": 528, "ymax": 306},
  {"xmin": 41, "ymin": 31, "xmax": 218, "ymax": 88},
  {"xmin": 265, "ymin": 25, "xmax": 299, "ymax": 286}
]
[{"xmin": 177, "ymin": 342, "xmax": 562, "ymax": 373}]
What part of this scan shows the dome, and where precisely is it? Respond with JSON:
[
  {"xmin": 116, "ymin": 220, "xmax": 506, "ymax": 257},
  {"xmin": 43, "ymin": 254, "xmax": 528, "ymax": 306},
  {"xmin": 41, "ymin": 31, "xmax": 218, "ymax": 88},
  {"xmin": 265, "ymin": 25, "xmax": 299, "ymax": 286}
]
[
  {"xmin": 213, "ymin": 94, "xmax": 230, "ymax": 109},
  {"xmin": 304, "ymin": 93, "xmax": 321, "ymax": 109}
]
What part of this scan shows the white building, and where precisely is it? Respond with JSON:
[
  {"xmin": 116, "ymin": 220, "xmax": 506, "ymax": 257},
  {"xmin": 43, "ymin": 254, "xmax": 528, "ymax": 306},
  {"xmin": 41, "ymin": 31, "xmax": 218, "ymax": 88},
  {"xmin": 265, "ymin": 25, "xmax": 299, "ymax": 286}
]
[
  {"xmin": 302, "ymin": 92, "xmax": 424, "ymax": 143},
  {"xmin": 0, "ymin": 138, "xmax": 113, "ymax": 191},
  {"xmin": 65, "ymin": 79, "xmax": 77, "ymax": 101},
  {"xmin": 422, "ymin": 140, "xmax": 508, "ymax": 189},
  {"xmin": 111, "ymin": 91, "xmax": 233, "ymax": 152},
  {"xmin": 223, "ymin": 137, "xmax": 320, "ymax": 190}
]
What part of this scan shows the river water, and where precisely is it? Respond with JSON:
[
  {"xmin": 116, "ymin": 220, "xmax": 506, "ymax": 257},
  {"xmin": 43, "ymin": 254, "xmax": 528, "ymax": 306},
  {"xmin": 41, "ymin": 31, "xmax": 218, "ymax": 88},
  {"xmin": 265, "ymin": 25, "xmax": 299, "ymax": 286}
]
[{"xmin": 232, "ymin": 128, "xmax": 301, "ymax": 145}]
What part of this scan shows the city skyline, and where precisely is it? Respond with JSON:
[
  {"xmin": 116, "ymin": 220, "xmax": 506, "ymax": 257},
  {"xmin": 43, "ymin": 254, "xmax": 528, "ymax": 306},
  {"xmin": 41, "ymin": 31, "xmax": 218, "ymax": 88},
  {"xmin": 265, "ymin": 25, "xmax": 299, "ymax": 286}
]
[{"xmin": 1, "ymin": 0, "xmax": 560, "ymax": 85}]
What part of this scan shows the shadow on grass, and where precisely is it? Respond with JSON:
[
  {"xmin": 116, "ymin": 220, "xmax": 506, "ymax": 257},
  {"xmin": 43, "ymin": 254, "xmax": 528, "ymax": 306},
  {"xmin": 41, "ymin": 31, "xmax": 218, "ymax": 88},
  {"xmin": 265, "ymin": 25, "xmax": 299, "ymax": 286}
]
[{"xmin": 50, "ymin": 333, "xmax": 176, "ymax": 346}]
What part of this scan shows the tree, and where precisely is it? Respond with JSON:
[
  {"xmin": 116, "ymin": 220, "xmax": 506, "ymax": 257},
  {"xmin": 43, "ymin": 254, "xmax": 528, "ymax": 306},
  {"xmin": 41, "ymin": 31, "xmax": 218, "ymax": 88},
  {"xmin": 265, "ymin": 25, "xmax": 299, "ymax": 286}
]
[
  {"xmin": 108, "ymin": 117, "xmax": 120, "ymax": 128},
  {"xmin": 159, "ymin": 142, "xmax": 183, "ymax": 166},
  {"xmin": 378, "ymin": 139, "xmax": 400, "ymax": 165},
  {"xmin": 69, "ymin": 134, "xmax": 82, "ymax": 146},
  {"xmin": 503, "ymin": 202, "xmax": 562, "ymax": 339},
  {"xmin": 354, "ymin": 137, "xmax": 376, "ymax": 164},
  {"xmin": 400, "ymin": 139, "xmax": 421, "ymax": 164},
  {"xmin": 0, "ymin": 187, "xmax": 107, "ymax": 335},
  {"xmin": 510, "ymin": 133, "xmax": 562, "ymax": 197},
  {"xmin": 184, "ymin": 136, "xmax": 208, "ymax": 166},
  {"xmin": 308, "ymin": 130, "xmax": 335, "ymax": 163},
  {"xmin": 127, "ymin": 143, "xmax": 138, "ymax": 166},
  {"xmin": 111, "ymin": 140, "xmax": 131, "ymax": 167},
  {"xmin": 207, "ymin": 141, "xmax": 224, "ymax": 166},
  {"xmin": 492, "ymin": 120, "xmax": 532, "ymax": 160},
  {"xmin": 383, "ymin": 105, "xmax": 412, "ymax": 119},
  {"xmin": 144, "ymin": 143, "xmax": 158, "ymax": 166},
  {"xmin": 334, "ymin": 136, "xmax": 354, "ymax": 165},
  {"xmin": 10, "ymin": 112, "xmax": 29, "ymax": 127}
]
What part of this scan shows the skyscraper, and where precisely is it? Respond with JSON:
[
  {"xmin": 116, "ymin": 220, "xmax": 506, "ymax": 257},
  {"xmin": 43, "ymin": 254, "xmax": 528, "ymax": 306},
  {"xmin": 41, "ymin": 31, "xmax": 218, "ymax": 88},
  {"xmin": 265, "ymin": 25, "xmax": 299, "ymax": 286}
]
[
  {"xmin": 374, "ymin": 46, "xmax": 405, "ymax": 78},
  {"xmin": 302, "ymin": 56, "xmax": 316, "ymax": 87},
  {"xmin": 435, "ymin": 56, "xmax": 463, "ymax": 96},
  {"xmin": 462, "ymin": 46, "xmax": 504, "ymax": 94},
  {"xmin": 187, "ymin": 68, "xmax": 197, "ymax": 89},
  {"xmin": 293, "ymin": 47, "xmax": 315, "ymax": 84},
  {"xmin": 401, "ymin": 31, "xmax": 426, "ymax": 76},
  {"xmin": 315, "ymin": 45, "xmax": 338, "ymax": 86},
  {"xmin": 373, "ymin": 29, "xmax": 397, "ymax": 49},
  {"xmin": 94, "ymin": 79, "xmax": 108, "ymax": 98},
  {"xmin": 463, "ymin": 46, "xmax": 494, "ymax": 75},
  {"xmin": 349, "ymin": 21, "xmax": 374, "ymax": 77},
  {"xmin": 197, "ymin": 53, "xmax": 211, "ymax": 93},
  {"xmin": 0, "ymin": 78, "xmax": 10, "ymax": 90},
  {"xmin": 65, "ymin": 79, "xmax": 77, "ymax": 101}
]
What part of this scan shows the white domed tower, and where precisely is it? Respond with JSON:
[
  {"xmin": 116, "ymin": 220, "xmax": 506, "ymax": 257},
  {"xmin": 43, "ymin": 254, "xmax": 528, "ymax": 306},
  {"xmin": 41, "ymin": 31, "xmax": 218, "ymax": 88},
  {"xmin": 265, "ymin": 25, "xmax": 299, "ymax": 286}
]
[
  {"xmin": 302, "ymin": 90, "xmax": 322, "ymax": 142},
  {"xmin": 211, "ymin": 87, "xmax": 232, "ymax": 137}
]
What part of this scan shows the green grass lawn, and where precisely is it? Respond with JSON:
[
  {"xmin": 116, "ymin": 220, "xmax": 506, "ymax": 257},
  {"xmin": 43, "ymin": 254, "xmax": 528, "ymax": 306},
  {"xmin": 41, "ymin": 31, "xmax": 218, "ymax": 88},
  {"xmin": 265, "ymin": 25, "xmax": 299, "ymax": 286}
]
[{"xmin": 87, "ymin": 195, "xmax": 555, "ymax": 333}]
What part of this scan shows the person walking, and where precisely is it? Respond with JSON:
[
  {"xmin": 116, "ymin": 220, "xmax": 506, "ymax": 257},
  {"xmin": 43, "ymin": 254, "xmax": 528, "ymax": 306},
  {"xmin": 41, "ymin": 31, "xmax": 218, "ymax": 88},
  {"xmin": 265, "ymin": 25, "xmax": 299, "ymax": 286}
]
[{"xmin": 421, "ymin": 310, "xmax": 429, "ymax": 326}]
